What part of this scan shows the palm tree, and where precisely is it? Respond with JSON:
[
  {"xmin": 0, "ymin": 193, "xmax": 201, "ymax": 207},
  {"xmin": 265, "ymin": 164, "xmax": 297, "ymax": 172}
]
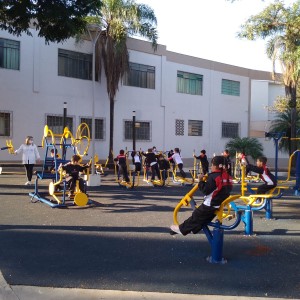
[
  {"xmin": 225, "ymin": 137, "xmax": 264, "ymax": 162},
  {"xmin": 269, "ymin": 107, "xmax": 300, "ymax": 153},
  {"xmin": 238, "ymin": 1, "xmax": 300, "ymax": 154},
  {"xmin": 87, "ymin": 0, "xmax": 158, "ymax": 162}
]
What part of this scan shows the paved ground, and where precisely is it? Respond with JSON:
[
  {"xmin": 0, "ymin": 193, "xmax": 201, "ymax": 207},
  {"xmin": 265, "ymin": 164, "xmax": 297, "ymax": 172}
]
[{"xmin": 0, "ymin": 170, "xmax": 299, "ymax": 299}]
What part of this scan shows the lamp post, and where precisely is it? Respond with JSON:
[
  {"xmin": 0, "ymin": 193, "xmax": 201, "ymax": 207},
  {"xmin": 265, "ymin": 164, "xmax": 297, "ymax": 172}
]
[
  {"xmin": 132, "ymin": 111, "xmax": 136, "ymax": 151},
  {"xmin": 62, "ymin": 102, "xmax": 67, "ymax": 159},
  {"xmin": 87, "ymin": 24, "xmax": 101, "ymax": 181}
]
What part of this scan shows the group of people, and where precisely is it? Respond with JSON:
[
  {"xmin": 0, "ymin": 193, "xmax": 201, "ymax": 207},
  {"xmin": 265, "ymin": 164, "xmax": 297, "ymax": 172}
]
[
  {"xmin": 14, "ymin": 135, "xmax": 90, "ymax": 197},
  {"xmin": 14, "ymin": 135, "xmax": 277, "ymax": 237},
  {"xmin": 114, "ymin": 146, "xmax": 187, "ymax": 183}
]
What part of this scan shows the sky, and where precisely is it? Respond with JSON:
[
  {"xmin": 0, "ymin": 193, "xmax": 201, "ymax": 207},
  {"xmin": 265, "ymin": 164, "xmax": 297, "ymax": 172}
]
[{"xmin": 135, "ymin": 0, "xmax": 295, "ymax": 72}]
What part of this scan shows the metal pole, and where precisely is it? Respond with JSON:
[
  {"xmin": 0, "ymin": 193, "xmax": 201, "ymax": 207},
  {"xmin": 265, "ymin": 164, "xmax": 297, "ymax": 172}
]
[
  {"xmin": 87, "ymin": 24, "xmax": 101, "ymax": 176},
  {"xmin": 62, "ymin": 102, "xmax": 67, "ymax": 159},
  {"xmin": 132, "ymin": 111, "xmax": 136, "ymax": 151}
]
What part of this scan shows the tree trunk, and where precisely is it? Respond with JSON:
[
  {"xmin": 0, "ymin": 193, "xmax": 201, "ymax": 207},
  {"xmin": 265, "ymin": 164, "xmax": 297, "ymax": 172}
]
[
  {"xmin": 286, "ymin": 84, "xmax": 297, "ymax": 155},
  {"xmin": 109, "ymin": 96, "xmax": 115, "ymax": 163}
]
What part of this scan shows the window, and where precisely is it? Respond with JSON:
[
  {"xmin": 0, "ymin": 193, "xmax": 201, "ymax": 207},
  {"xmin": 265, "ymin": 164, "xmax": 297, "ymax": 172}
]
[
  {"xmin": 80, "ymin": 117, "xmax": 104, "ymax": 140},
  {"xmin": 58, "ymin": 49, "xmax": 92, "ymax": 80},
  {"xmin": 124, "ymin": 120, "xmax": 151, "ymax": 141},
  {"xmin": 177, "ymin": 71, "xmax": 203, "ymax": 95},
  {"xmin": 222, "ymin": 122, "xmax": 239, "ymax": 138},
  {"xmin": 175, "ymin": 119, "xmax": 184, "ymax": 136},
  {"xmin": 0, "ymin": 112, "xmax": 11, "ymax": 136},
  {"xmin": 222, "ymin": 79, "xmax": 240, "ymax": 96},
  {"xmin": 46, "ymin": 115, "xmax": 73, "ymax": 134},
  {"xmin": 0, "ymin": 38, "xmax": 20, "ymax": 70},
  {"xmin": 123, "ymin": 62, "xmax": 155, "ymax": 89},
  {"xmin": 188, "ymin": 120, "xmax": 203, "ymax": 136}
]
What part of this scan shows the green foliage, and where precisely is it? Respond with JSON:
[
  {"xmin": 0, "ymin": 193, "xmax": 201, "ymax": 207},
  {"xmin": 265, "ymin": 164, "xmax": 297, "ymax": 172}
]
[
  {"xmin": 269, "ymin": 107, "xmax": 300, "ymax": 153},
  {"xmin": 84, "ymin": 0, "xmax": 158, "ymax": 160},
  {"xmin": 225, "ymin": 137, "xmax": 264, "ymax": 160},
  {"xmin": 0, "ymin": 0, "xmax": 102, "ymax": 43}
]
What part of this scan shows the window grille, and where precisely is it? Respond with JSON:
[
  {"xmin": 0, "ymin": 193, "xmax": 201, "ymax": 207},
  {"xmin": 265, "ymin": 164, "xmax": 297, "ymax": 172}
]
[
  {"xmin": 222, "ymin": 122, "xmax": 239, "ymax": 138},
  {"xmin": 124, "ymin": 120, "xmax": 150, "ymax": 141},
  {"xmin": 80, "ymin": 117, "xmax": 104, "ymax": 140},
  {"xmin": 188, "ymin": 120, "xmax": 203, "ymax": 136},
  {"xmin": 175, "ymin": 119, "xmax": 184, "ymax": 136},
  {"xmin": 0, "ymin": 112, "xmax": 11, "ymax": 136}
]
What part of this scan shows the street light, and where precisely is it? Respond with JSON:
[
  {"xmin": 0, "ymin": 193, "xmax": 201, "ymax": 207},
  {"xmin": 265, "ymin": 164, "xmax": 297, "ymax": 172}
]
[
  {"xmin": 132, "ymin": 111, "xmax": 136, "ymax": 151},
  {"xmin": 62, "ymin": 102, "xmax": 67, "ymax": 158},
  {"xmin": 87, "ymin": 24, "xmax": 101, "ymax": 184}
]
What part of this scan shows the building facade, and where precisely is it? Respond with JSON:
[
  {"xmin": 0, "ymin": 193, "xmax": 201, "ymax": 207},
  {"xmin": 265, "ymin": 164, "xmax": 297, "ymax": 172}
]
[{"xmin": 0, "ymin": 29, "xmax": 288, "ymax": 166}]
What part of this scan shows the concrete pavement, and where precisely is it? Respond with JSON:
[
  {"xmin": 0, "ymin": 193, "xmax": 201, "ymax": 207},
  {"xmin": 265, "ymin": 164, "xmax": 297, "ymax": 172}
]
[{"xmin": 0, "ymin": 172, "xmax": 300, "ymax": 299}]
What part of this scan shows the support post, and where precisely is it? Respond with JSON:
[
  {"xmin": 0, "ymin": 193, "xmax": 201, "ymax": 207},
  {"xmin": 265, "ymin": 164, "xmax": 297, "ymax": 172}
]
[{"xmin": 132, "ymin": 111, "xmax": 136, "ymax": 151}]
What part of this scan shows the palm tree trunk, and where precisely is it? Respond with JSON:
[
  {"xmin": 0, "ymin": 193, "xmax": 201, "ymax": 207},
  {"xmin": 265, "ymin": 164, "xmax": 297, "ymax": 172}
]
[
  {"xmin": 109, "ymin": 96, "xmax": 115, "ymax": 163},
  {"xmin": 286, "ymin": 84, "xmax": 297, "ymax": 155}
]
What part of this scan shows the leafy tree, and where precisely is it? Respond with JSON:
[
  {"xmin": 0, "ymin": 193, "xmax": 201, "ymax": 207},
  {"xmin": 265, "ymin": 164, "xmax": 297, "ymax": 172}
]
[
  {"xmin": 268, "ymin": 107, "xmax": 300, "ymax": 153},
  {"xmin": 238, "ymin": 1, "xmax": 300, "ymax": 154},
  {"xmin": 0, "ymin": 0, "xmax": 101, "ymax": 43},
  {"xmin": 86, "ymin": 0, "xmax": 158, "ymax": 161},
  {"xmin": 225, "ymin": 137, "xmax": 264, "ymax": 161}
]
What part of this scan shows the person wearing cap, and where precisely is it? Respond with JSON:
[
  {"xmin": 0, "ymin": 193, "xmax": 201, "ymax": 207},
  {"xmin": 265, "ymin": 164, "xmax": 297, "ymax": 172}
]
[{"xmin": 170, "ymin": 156, "xmax": 233, "ymax": 236}]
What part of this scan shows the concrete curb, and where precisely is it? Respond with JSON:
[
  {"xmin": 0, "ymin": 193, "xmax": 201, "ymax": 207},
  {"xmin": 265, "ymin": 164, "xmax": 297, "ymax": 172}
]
[{"xmin": 1, "ymin": 272, "xmax": 298, "ymax": 300}]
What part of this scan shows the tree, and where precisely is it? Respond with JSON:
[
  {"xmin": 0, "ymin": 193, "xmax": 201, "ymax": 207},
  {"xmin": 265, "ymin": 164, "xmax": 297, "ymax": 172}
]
[
  {"xmin": 225, "ymin": 137, "xmax": 264, "ymax": 161},
  {"xmin": 0, "ymin": 0, "xmax": 101, "ymax": 43},
  {"xmin": 87, "ymin": 0, "xmax": 158, "ymax": 161},
  {"xmin": 238, "ymin": 1, "xmax": 300, "ymax": 154},
  {"xmin": 268, "ymin": 107, "xmax": 300, "ymax": 153}
]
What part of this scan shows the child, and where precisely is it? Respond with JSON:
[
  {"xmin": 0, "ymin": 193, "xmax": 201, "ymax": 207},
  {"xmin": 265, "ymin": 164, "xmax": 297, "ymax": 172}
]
[
  {"xmin": 168, "ymin": 147, "xmax": 186, "ymax": 178},
  {"xmin": 246, "ymin": 156, "xmax": 277, "ymax": 194},
  {"xmin": 141, "ymin": 148, "xmax": 161, "ymax": 181},
  {"xmin": 157, "ymin": 153, "xmax": 170, "ymax": 180},
  {"xmin": 114, "ymin": 149, "xmax": 130, "ymax": 183},
  {"xmin": 222, "ymin": 149, "xmax": 232, "ymax": 176},
  {"xmin": 131, "ymin": 151, "xmax": 142, "ymax": 173},
  {"xmin": 193, "ymin": 149, "xmax": 209, "ymax": 175},
  {"xmin": 59, "ymin": 154, "xmax": 90, "ymax": 196},
  {"xmin": 170, "ymin": 156, "xmax": 233, "ymax": 236}
]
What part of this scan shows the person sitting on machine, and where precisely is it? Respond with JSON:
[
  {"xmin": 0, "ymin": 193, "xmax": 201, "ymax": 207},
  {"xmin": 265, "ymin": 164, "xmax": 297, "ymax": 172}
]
[
  {"xmin": 59, "ymin": 154, "xmax": 90, "ymax": 197},
  {"xmin": 170, "ymin": 156, "xmax": 233, "ymax": 236}
]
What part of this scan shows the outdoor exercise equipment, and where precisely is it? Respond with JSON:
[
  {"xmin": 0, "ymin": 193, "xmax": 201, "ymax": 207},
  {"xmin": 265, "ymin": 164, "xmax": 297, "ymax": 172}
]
[
  {"xmin": 94, "ymin": 154, "xmax": 109, "ymax": 175},
  {"xmin": 1, "ymin": 140, "xmax": 15, "ymax": 154},
  {"xmin": 231, "ymin": 165, "xmax": 288, "ymax": 235},
  {"xmin": 189, "ymin": 150, "xmax": 203, "ymax": 183},
  {"xmin": 173, "ymin": 183, "xmax": 242, "ymax": 264},
  {"xmin": 29, "ymin": 124, "xmax": 92, "ymax": 207},
  {"xmin": 171, "ymin": 165, "xmax": 194, "ymax": 186},
  {"xmin": 114, "ymin": 151, "xmax": 140, "ymax": 189}
]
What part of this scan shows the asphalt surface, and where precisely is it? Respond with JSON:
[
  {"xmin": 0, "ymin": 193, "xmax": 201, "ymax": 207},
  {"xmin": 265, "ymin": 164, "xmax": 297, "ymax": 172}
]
[{"xmin": 0, "ymin": 170, "xmax": 300, "ymax": 299}]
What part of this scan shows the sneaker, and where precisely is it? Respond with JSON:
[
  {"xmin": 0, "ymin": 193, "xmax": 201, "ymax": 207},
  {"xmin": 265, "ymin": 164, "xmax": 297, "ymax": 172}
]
[
  {"xmin": 170, "ymin": 225, "xmax": 182, "ymax": 235},
  {"xmin": 25, "ymin": 181, "xmax": 30, "ymax": 185}
]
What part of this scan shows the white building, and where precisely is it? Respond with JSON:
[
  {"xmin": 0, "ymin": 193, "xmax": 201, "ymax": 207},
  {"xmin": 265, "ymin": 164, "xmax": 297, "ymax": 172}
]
[{"xmin": 0, "ymin": 29, "xmax": 288, "ymax": 166}]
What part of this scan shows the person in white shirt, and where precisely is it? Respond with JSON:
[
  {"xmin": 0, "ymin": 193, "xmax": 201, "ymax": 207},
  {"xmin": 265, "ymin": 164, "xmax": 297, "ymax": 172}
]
[
  {"xmin": 168, "ymin": 147, "xmax": 186, "ymax": 178},
  {"xmin": 15, "ymin": 136, "xmax": 40, "ymax": 185}
]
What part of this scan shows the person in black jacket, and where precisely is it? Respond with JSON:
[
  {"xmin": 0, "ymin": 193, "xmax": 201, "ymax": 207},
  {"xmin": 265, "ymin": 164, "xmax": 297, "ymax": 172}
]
[
  {"xmin": 170, "ymin": 156, "xmax": 233, "ymax": 236},
  {"xmin": 194, "ymin": 149, "xmax": 209, "ymax": 175},
  {"xmin": 142, "ymin": 148, "xmax": 161, "ymax": 181},
  {"xmin": 59, "ymin": 154, "xmax": 90, "ymax": 196},
  {"xmin": 114, "ymin": 149, "xmax": 130, "ymax": 183},
  {"xmin": 246, "ymin": 156, "xmax": 277, "ymax": 194},
  {"xmin": 222, "ymin": 149, "xmax": 232, "ymax": 176}
]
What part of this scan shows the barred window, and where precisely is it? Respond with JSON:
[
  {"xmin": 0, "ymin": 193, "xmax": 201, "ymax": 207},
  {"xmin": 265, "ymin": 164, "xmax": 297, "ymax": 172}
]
[
  {"xmin": 222, "ymin": 79, "xmax": 240, "ymax": 96},
  {"xmin": 124, "ymin": 120, "xmax": 150, "ymax": 141},
  {"xmin": 175, "ymin": 119, "xmax": 184, "ymax": 136},
  {"xmin": 0, "ymin": 38, "xmax": 20, "ymax": 70},
  {"xmin": 188, "ymin": 120, "xmax": 203, "ymax": 136},
  {"xmin": 177, "ymin": 71, "xmax": 203, "ymax": 95},
  {"xmin": 0, "ymin": 112, "xmax": 11, "ymax": 136},
  {"xmin": 46, "ymin": 115, "xmax": 73, "ymax": 134},
  {"xmin": 80, "ymin": 117, "xmax": 104, "ymax": 140},
  {"xmin": 58, "ymin": 49, "xmax": 92, "ymax": 80},
  {"xmin": 123, "ymin": 62, "xmax": 155, "ymax": 89},
  {"xmin": 222, "ymin": 122, "xmax": 239, "ymax": 138}
]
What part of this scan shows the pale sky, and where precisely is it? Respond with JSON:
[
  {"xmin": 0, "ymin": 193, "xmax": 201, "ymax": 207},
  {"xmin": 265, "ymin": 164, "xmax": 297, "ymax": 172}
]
[{"xmin": 135, "ymin": 0, "xmax": 295, "ymax": 72}]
